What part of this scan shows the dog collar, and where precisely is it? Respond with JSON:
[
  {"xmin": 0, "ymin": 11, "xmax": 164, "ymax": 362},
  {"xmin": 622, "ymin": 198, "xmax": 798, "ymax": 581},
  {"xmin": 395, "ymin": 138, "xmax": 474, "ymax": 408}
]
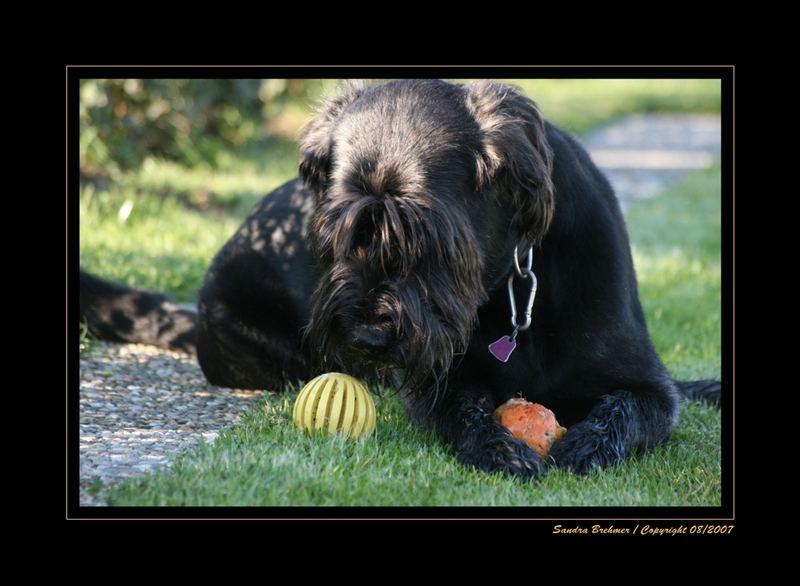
[{"xmin": 487, "ymin": 245, "xmax": 538, "ymax": 363}]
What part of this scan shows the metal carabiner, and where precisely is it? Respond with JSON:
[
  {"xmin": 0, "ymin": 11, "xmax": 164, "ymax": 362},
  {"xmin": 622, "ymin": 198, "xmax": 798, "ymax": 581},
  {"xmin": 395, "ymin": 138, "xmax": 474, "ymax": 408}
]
[
  {"xmin": 512, "ymin": 245, "xmax": 533, "ymax": 279},
  {"xmin": 507, "ymin": 267, "xmax": 538, "ymax": 332},
  {"xmin": 488, "ymin": 245, "xmax": 539, "ymax": 362}
]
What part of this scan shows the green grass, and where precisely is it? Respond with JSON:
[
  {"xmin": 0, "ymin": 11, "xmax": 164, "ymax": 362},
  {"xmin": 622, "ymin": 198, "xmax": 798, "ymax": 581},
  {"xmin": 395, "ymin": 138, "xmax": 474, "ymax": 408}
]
[
  {"xmin": 628, "ymin": 164, "xmax": 722, "ymax": 380},
  {"xmin": 505, "ymin": 79, "xmax": 721, "ymax": 135},
  {"xmin": 79, "ymin": 317, "xmax": 96, "ymax": 354},
  {"xmin": 79, "ymin": 143, "xmax": 301, "ymax": 302},
  {"xmin": 109, "ymin": 392, "xmax": 719, "ymax": 506},
  {"xmin": 103, "ymin": 165, "xmax": 722, "ymax": 507}
]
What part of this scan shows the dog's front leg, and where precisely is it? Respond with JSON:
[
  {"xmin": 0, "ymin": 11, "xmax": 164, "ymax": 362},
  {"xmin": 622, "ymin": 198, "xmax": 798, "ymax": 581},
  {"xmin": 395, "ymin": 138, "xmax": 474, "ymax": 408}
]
[
  {"xmin": 548, "ymin": 389, "xmax": 679, "ymax": 474},
  {"xmin": 405, "ymin": 389, "xmax": 545, "ymax": 479}
]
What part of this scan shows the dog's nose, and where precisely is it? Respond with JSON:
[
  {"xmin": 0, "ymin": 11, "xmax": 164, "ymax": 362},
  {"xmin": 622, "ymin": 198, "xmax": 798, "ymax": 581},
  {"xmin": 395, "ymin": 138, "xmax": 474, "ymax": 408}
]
[{"xmin": 352, "ymin": 324, "xmax": 391, "ymax": 353}]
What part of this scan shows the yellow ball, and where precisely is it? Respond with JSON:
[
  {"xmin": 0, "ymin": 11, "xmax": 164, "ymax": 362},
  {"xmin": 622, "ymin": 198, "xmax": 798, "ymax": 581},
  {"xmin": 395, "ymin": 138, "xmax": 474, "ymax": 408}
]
[{"xmin": 292, "ymin": 373, "xmax": 376, "ymax": 438}]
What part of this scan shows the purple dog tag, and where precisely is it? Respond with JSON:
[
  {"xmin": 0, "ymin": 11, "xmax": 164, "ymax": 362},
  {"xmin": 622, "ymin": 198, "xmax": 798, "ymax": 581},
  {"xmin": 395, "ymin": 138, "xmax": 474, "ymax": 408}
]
[{"xmin": 488, "ymin": 335, "xmax": 516, "ymax": 362}]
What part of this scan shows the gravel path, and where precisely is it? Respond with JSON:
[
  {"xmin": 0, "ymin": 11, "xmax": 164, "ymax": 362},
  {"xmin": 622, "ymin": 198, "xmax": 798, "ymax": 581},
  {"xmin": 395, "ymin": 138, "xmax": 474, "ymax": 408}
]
[
  {"xmin": 78, "ymin": 112, "xmax": 721, "ymax": 506},
  {"xmin": 583, "ymin": 113, "xmax": 721, "ymax": 210},
  {"xmin": 79, "ymin": 342, "xmax": 262, "ymax": 506}
]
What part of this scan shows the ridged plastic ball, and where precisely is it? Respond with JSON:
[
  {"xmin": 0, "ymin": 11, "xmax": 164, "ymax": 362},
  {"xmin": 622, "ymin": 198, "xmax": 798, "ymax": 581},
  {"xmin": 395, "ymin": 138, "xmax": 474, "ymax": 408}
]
[{"xmin": 292, "ymin": 373, "xmax": 376, "ymax": 438}]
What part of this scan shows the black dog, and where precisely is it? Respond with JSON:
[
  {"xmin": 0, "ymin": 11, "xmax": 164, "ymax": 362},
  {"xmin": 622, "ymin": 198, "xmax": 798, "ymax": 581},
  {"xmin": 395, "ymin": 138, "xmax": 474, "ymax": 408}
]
[{"xmin": 81, "ymin": 79, "xmax": 719, "ymax": 478}]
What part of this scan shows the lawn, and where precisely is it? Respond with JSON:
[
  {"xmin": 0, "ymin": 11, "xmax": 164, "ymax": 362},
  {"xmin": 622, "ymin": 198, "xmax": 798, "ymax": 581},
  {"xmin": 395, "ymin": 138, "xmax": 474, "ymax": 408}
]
[
  {"xmin": 79, "ymin": 79, "xmax": 722, "ymax": 506},
  {"xmin": 507, "ymin": 79, "xmax": 720, "ymax": 135}
]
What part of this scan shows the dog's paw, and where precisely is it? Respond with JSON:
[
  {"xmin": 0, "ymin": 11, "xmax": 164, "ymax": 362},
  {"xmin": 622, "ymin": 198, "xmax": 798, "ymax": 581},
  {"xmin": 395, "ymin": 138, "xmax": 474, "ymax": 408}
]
[
  {"xmin": 548, "ymin": 420, "xmax": 627, "ymax": 475},
  {"xmin": 457, "ymin": 429, "xmax": 546, "ymax": 479}
]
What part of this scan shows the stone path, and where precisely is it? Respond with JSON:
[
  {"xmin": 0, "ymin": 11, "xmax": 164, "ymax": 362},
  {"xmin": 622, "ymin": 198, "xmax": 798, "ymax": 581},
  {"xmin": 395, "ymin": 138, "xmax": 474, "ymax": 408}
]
[
  {"xmin": 79, "ymin": 343, "xmax": 262, "ymax": 506},
  {"xmin": 583, "ymin": 113, "xmax": 721, "ymax": 210},
  {"xmin": 77, "ymin": 113, "xmax": 721, "ymax": 506}
]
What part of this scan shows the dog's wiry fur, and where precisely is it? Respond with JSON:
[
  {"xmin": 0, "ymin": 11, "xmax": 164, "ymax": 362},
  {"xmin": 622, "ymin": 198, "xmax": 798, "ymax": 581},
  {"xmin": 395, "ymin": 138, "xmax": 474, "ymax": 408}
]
[
  {"xmin": 81, "ymin": 79, "xmax": 720, "ymax": 478},
  {"xmin": 303, "ymin": 80, "xmax": 494, "ymax": 391}
]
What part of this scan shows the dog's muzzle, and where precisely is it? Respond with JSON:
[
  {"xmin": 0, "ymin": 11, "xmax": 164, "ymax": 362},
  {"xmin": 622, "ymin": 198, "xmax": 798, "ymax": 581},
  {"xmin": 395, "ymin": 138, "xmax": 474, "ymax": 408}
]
[{"xmin": 351, "ymin": 323, "xmax": 392, "ymax": 354}]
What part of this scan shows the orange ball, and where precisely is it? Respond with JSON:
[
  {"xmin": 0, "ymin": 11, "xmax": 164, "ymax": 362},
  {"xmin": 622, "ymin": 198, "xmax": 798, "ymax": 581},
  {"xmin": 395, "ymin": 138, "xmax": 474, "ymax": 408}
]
[{"xmin": 493, "ymin": 398, "xmax": 566, "ymax": 458}]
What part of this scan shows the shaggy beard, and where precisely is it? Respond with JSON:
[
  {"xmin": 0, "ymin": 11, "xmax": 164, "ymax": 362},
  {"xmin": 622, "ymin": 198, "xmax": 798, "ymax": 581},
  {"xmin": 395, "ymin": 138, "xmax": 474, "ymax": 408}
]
[
  {"xmin": 304, "ymin": 266, "xmax": 486, "ymax": 394},
  {"xmin": 305, "ymin": 183, "xmax": 488, "ymax": 397}
]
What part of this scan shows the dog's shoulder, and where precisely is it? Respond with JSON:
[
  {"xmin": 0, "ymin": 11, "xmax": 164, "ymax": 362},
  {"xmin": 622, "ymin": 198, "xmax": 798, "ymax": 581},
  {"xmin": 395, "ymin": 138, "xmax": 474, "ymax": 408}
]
[
  {"xmin": 201, "ymin": 177, "xmax": 319, "ymax": 302},
  {"xmin": 247, "ymin": 177, "xmax": 316, "ymax": 225},
  {"xmin": 543, "ymin": 120, "xmax": 620, "ymax": 227}
]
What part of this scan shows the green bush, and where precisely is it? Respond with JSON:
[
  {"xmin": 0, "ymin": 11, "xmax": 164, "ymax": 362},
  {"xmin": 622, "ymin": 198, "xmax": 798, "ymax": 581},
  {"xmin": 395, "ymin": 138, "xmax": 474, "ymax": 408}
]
[{"xmin": 79, "ymin": 79, "xmax": 337, "ymax": 179}]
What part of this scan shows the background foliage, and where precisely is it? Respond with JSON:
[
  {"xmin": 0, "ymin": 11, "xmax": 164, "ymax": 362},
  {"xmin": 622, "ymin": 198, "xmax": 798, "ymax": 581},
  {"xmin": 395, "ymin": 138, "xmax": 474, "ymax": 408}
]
[{"xmin": 80, "ymin": 78, "xmax": 721, "ymax": 178}]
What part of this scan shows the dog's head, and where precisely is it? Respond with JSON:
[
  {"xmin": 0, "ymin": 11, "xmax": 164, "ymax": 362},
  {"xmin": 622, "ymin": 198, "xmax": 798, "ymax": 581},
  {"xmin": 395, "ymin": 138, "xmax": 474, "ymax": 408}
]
[{"xmin": 300, "ymin": 79, "xmax": 554, "ymax": 390}]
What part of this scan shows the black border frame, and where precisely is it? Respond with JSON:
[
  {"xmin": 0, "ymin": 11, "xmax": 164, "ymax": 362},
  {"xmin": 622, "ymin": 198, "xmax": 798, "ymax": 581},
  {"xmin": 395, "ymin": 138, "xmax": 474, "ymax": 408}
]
[{"xmin": 67, "ymin": 65, "xmax": 734, "ymax": 527}]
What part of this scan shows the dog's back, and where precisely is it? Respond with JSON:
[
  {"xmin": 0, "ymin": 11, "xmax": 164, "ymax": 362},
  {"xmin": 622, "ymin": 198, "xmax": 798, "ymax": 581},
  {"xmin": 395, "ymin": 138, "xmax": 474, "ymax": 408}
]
[{"xmin": 196, "ymin": 179, "xmax": 319, "ymax": 389}]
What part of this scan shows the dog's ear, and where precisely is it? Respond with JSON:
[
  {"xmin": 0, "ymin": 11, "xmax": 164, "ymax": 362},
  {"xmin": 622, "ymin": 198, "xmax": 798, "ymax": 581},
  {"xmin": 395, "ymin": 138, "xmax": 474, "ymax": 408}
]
[
  {"xmin": 299, "ymin": 80, "xmax": 367, "ymax": 197},
  {"xmin": 465, "ymin": 80, "xmax": 555, "ymax": 243}
]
